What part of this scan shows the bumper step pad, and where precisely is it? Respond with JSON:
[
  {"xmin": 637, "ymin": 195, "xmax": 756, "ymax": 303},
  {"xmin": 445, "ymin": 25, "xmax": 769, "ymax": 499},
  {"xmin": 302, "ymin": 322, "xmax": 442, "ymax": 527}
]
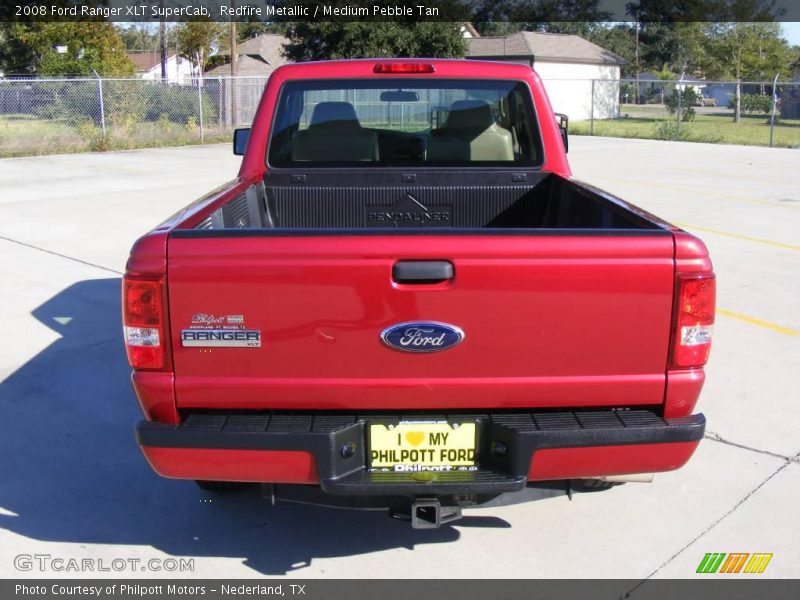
[{"xmin": 137, "ymin": 409, "xmax": 705, "ymax": 495}]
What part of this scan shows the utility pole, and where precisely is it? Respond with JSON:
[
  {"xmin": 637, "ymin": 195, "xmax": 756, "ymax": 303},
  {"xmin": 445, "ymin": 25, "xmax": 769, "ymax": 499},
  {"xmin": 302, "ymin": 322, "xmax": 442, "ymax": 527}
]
[
  {"xmin": 159, "ymin": 1, "xmax": 167, "ymax": 81},
  {"xmin": 230, "ymin": 0, "xmax": 238, "ymax": 127},
  {"xmin": 634, "ymin": 14, "xmax": 640, "ymax": 104}
]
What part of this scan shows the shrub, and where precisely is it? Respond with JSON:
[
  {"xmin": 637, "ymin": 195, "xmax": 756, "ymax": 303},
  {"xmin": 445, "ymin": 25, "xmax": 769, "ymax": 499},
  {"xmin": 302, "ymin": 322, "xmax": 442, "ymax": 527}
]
[
  {"xmin": 31, "ymin": 81, "xmax": 99, "ymax": 123},
  {"xmin": 74, "ymin": 118, "xmax": 108, "ymax": 151},
  {"xmin": 653, "ymin": 120, "xmax": 694, "ymax": 141},
  {"xmin": 104, "ymin": 80, "xmax": 150, "ymax": 128},
  {"xmin": 727, "ymin": 93, "xmax": 773, "ymax": 114},
  {"xmin": 665, "ymin": 88, "xmax": 698, "ymax": 121},
  {"xmin": 653, "ymin": 120, "xmax": 676, "ymax": 140},
  {"xmin": 639, "ymin": 87, "xmax": 662, "ymax": 104},
  {"xmin": 620, "ymin": 82, "xmax": 636, "ymax": 103},
  {"xmin": 156, "ymin": 113, "xmax": 172, "ymax": 133},
  {"xmin": 26, "ymin": 80, "xmax": 217, "ymax": 128},
  {"xmin": 145, "ymin": 84, "xmax": 216, "ymax": 124}
]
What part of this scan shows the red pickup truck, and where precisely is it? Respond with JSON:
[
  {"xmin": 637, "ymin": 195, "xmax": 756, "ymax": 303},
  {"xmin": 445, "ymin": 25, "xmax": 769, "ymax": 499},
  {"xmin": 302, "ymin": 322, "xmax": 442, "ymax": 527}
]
[{"xmin": 125, "ymin": 59, "xmax": 714, "ymax": 528}]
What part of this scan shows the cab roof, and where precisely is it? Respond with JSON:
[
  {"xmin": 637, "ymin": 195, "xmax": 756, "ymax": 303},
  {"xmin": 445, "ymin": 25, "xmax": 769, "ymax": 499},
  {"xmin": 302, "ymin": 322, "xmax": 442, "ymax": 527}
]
[{"xmin": 271, "ymin": 58, "xmax": 537, "ymax": 81}]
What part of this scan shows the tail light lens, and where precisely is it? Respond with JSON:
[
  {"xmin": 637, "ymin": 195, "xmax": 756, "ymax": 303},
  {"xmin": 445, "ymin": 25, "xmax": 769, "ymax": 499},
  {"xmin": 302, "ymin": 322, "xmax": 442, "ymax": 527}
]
[
  {"xmin": 123, "ymin": 277, "xmax": 165, "ymax": 370},
  {"xmin": 374, "ymin": 63, "xmax": 435, "ymax": 73},
  {"xmin": 671, "ymin": 274, "xmax": 715, "ymax": 368}
]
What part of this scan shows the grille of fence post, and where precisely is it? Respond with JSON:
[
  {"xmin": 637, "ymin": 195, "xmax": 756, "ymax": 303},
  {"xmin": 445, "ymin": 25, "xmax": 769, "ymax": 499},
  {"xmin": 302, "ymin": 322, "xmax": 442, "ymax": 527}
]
[
  {"xmin": 217, "ymin": 76, "xmax": 223, "ymax": 131},
  {"xmin": 231, "ymin": 78, "xmax": 236, "ymax": 128},
  {"xmin": 590, "ymin": 79, "xmax": 595, "ymax": 136},
  {"xmin": 675, "ymin": 86, "xmax": 681, "ymax": 141},
  {"xmin": 94, "ymin": 71, "xmax": 106, "ymax": 139},
  {"xmin": 197, "ymin": 78, "xmax": 205, "ymax": 143},
  {"xmin": 769, "ymin": 73, "xmax": 779, "ymax": 148}
]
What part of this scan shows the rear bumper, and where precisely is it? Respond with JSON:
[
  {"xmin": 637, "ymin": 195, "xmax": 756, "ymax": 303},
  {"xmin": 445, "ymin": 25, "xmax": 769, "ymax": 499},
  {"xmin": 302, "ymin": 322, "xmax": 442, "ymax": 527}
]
[{"xmin": 136, "ymin": 410, "xmax": 704, "ymax": 496}]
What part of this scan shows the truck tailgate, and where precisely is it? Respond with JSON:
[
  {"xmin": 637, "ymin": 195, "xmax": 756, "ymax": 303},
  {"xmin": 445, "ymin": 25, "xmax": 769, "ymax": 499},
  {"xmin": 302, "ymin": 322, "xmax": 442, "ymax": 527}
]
[{"xmin": 167, "ymin": 234, "xmax": 675, "ymax": 410}]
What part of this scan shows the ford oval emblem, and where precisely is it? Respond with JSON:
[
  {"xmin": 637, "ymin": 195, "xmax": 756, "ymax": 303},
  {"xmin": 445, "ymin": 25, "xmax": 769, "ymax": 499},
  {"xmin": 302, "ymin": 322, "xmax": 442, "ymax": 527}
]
[{"xmin": 380, "ymin": 321, "xmax": 464, "ymax": 353}]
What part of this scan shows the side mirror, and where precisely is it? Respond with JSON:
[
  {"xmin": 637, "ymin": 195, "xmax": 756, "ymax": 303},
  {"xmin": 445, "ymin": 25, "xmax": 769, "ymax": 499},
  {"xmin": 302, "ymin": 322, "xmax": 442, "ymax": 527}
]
[
  {"xmin": 233, "ymin": 128, "xmax": 250, "ymax": 156},
  {"xmin": 554, "ymin": 112, "xmax": 568, "ymax": 153}
]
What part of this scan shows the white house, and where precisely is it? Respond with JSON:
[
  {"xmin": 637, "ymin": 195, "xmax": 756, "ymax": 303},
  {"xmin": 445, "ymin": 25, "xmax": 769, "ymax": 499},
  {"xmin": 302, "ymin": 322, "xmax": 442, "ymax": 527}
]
[
  {"xmin": 127, "ymin": 52, "xmax": 194, "ymax": 85},
  {"xmin": 460, "ymin": 23, "xmax": 481, "ymax": 38},
  {"xmin": 467, "ymin": 32, "xmax": 625, "ymax": 121}
]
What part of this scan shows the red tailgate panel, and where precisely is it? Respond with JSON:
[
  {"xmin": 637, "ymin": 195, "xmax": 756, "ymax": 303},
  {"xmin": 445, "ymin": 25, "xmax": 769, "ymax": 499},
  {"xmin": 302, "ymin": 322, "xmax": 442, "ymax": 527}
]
[{"xmin": 168, "ymin": 235, "xmax": 674, "ymax": 410}]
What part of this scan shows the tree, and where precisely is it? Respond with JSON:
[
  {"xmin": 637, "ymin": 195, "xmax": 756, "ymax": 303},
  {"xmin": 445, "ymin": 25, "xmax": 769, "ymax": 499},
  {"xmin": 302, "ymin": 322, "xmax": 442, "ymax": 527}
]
[
  {"xmin": 119, "ymin": 24, "xmax": 159, "ymax": 52},
  {"xmin": 585, "ymin": 24, "xmax": 638, "ymax": 77},
  {"xmin": 282, "ymin": 22, "xmax": 466, "ymax": 62},
  {"xmin": 238, "ymin": 21, "xmax": 285, "ymax": 42},
  {"xmin": 473, "ymin": 22, "xmax": 525, "ymax": 37},
  {"xmin": 8, "ymin": 22, "xmax": 134, "ymax": 76},
  {"xmin": 472, "ymin": 0, "xmax": 611, "ymax": 35},
  {"xmin": 625, "ymin": 0, "xmax": 779, "ymax": 74},
  {"xmin": 0, "ymin": 22, "xmax": 36, "ymax": 75},
  {"xmin": 175, "ymin": 20, "xmax": 223, "ymax": 79},
  {"xmin": 702, "ymin": 22, "xmax": 794, "ymax": 121}
]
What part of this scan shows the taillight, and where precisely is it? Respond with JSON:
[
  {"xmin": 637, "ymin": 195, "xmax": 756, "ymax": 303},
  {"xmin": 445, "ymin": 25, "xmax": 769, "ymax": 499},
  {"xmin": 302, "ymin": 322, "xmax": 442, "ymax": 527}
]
[
  {"xmin": 374, "ymin": 63, "xmax": 435, "ymax": 73},
  {"xmin": 123, "ymin": 277, "xmax": 165, "ymax": 370},
  {"xmin": 671, "ymin": 274, "xmax": 715, "ymax": 368}
]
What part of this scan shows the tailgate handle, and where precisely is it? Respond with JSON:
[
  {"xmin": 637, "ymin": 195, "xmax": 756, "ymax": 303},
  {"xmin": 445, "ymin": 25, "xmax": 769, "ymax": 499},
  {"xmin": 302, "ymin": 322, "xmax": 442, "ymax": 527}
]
[{"xmin": 393, "ymin": 260, "xmax": 454, "ymax": 284}]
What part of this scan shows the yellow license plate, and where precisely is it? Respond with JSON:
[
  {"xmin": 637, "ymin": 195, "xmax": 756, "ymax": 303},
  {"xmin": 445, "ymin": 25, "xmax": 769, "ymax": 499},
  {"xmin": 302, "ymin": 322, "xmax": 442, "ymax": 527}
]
[{"xmin": 368, "ymin": 421, "xmax": 477, "ymax": 472}]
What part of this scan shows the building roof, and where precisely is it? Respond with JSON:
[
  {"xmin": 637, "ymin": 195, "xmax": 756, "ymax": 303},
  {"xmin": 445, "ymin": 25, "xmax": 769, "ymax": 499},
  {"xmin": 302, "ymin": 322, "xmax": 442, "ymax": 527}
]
[
  {"xmin": 236, "ymin": 34, "xmax": 289, "ymax": 66},
  {"xmin": 467, "ymin": 35, "xmax": 531, "ymax": 58},
  {"xmin": 127, "ymin": 52, "xmax": 176, "ymax": 72},
  {"xmin": 206, "ymin": 34, "xmax": 290, "ymax": 76},
  {"xmin": 206, "ymin": 54, "xmax": 275, "ymax": 77},
  {"xmin": 467, "ymin": 32, "xmax": 625, "ymax": 66}
]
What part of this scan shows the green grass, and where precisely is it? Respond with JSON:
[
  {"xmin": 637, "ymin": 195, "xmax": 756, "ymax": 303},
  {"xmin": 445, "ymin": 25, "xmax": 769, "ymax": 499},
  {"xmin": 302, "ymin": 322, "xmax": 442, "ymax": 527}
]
[
  {"xmin": 571, "ymin": 104, "xmax": 800, "ymax": 148},
  {"xmin": 0, "ymin": 115, "xmax": 231, "ymax": 158}
]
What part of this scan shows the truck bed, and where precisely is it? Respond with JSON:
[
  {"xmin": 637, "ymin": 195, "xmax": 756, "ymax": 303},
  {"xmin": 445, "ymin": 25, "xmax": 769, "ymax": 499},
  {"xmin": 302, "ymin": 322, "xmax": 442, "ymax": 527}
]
[
  {"xmin": 191, "ymin": 172, "xmax": 666, "ymax": 232},
  {"xmin": 167, "ymin": 172, "xmax": 676, "ymax": 412}
]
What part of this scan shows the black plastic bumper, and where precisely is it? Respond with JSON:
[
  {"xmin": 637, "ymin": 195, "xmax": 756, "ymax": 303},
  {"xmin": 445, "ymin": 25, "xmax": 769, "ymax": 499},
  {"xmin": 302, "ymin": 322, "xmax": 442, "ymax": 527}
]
[{"xmin": 136, "ymin": 409, "xmax": 705, "ymax": 496}]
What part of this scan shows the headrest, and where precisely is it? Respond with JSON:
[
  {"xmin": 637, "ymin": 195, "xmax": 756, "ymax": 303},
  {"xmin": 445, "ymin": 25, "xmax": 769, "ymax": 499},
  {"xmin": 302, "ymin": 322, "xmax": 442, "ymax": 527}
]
[
  {"xmin": 310, "ymin": 102, "xmax": 360, "ymax": 128},
  {"xmin": 444, "ymin": 100, "xmax": 495, "ymax": 131}
]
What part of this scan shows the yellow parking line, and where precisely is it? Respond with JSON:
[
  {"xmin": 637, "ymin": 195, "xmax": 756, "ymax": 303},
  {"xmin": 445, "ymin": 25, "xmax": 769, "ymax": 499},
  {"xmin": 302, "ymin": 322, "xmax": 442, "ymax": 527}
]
[
  {"xmin": 717, "ymin": 308, "xmax": 799, "ymax": 336},
  {"xmin": 673, "ymin": 222, "xmax": 800, "ymax": 251},
  {"xmin": 590, "ymin": 175, "xmax": 793, "ymax": 209}
]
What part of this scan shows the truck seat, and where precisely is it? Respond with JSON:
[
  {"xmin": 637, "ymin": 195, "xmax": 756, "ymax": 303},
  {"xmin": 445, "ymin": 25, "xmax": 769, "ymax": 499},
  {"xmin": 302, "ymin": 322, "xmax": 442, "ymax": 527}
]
[
  {"xmin": 291, "ymin": 102, "xmax": 379, "ymax": 162},
  {"xmin": 427, "ymin": 100, "xmax": 514, "ymax": 161}
]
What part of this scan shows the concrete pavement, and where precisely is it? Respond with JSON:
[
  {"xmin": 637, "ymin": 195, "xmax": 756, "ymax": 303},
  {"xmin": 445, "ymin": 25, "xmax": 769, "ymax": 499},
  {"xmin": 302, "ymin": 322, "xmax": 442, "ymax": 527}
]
[{"xmin": 0, "ymin": 138, "xmax": 797, "ymax": 580}]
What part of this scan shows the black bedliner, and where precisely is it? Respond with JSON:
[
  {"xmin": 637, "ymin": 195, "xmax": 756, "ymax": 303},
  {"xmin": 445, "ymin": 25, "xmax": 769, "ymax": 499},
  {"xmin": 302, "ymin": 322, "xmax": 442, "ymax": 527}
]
[{"xmin": 188, "ymin": 172, "xmax": 666, "ymax": 232}]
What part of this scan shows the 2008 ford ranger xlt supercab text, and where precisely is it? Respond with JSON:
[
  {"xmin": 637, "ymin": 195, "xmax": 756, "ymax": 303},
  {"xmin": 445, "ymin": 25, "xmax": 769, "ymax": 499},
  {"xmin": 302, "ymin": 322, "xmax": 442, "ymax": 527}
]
[{"xmin": 125, "ymin": 60, "xmax": 714, "ymax": 528}]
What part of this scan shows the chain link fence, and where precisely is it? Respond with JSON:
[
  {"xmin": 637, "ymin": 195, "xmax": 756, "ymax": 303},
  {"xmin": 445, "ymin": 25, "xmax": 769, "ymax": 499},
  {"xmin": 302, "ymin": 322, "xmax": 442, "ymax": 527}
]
[
  {"xmin": 1, "ymin": 75, "xmax": 799, "ymax": 158},
  {"xmin": 555, "ymin": 78, "xmax": 800, "ymax": 149},
  {"xmin": 0, "ymin": 76, "xmax": 267, "ymax": 157}
]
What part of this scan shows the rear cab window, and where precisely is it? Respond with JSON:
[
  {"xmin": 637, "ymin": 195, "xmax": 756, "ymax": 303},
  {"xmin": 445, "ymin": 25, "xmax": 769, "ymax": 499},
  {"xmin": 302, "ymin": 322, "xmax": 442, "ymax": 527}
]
[{"xmin": 267, "ymin": 79, "xmax": 544, "ymax": 168}]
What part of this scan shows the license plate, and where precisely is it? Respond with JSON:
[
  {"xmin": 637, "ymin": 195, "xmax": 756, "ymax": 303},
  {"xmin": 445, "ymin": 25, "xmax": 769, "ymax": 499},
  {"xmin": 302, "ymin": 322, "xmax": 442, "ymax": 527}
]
[{"xmin": 368, "ymin": 421, "xmax": 477, "ymax": 472}]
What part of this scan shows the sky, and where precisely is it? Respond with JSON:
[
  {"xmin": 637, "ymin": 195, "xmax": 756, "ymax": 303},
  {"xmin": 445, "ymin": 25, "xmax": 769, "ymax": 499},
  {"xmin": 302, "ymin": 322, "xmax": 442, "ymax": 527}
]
[{"xmin": 781, "ymin": 22, "xmax": 800, "ymax": 45}]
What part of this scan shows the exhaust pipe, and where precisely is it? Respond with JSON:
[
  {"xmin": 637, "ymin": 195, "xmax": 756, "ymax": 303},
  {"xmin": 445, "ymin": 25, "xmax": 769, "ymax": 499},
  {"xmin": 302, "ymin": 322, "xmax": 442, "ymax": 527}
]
[{"xmin": 598, "ymin": 473, "xmax": 654, "ymax": 483}]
